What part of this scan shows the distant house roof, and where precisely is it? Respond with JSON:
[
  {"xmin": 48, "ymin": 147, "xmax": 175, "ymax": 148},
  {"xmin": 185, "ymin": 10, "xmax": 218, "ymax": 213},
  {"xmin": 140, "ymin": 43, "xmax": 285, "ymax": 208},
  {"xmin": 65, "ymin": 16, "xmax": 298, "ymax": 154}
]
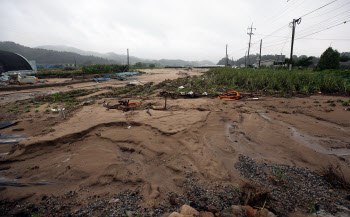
[
  {"xmin": 0, "ymin": 50, "xmax": 33, "ymax": 74},
  {"xmin": 340, "ymin": 61, "xmax": 350, "ymax": 66}
]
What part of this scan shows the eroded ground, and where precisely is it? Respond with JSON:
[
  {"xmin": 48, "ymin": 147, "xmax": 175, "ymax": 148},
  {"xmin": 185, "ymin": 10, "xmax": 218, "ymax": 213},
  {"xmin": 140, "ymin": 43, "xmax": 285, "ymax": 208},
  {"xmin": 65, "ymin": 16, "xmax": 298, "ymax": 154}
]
[{"xmin": 0, "ymin": 69, "xmax": 350, "ymax": 216}]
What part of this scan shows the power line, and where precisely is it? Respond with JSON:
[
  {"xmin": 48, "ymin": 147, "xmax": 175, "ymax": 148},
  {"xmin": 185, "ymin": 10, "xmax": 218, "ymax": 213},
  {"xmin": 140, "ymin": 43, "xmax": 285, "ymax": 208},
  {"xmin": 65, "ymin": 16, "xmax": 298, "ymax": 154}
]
[
  {"xmin": 306, "ymin": 1, "xmax": 350, "ymax": 19},
  {"xmin": 298, "ymin": 8, "xmax": 350, "ymax": 33},
  {"xmin": 300, "ymin": 0, "xmax": 338, "ymax": 18},
  {"xmin": 255, "ymin": 33, "xmax": 350, "ymax": 41},
  {"xmin": 297, "ymin": 19, "xmax": 349, "ymax": 39},
  {"xmin": 297, "ymin": 13, "xmax": 350, "ymax": 37}
]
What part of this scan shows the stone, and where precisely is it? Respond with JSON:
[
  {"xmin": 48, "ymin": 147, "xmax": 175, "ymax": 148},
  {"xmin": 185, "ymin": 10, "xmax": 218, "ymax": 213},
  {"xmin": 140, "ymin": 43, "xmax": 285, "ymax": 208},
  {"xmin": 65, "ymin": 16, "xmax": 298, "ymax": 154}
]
[
  {"xmin": 246, "ymin": 208, "xmax": 259, "ymax": 217},
  {"xmin": 179, "ymin": 205, "xmax": 199, "ymax": 216},
  {"xmin": 220, "ymin": 205, "xmax": 241, "ymax": 217},
  {"xmin": 126, "ymin": 210, "xmax": 134, "ymax": 217},
  {"xmin": 208, "ymin": 205, "xmax": 218, "ymax": 213},
  {"xmin": 267, "ymin": 211, "xmax": 277, "ymax": 217},
  {"xmin": 242, "ymin": 206, "xmax": 259, "ymax": 217},
  {"xmin": 168, "ymin": 212, "xmax": 184, "ymax": 217},
  {"xmin": 199, "ymin": 211, "xmax": 215, "ymax": 217}
]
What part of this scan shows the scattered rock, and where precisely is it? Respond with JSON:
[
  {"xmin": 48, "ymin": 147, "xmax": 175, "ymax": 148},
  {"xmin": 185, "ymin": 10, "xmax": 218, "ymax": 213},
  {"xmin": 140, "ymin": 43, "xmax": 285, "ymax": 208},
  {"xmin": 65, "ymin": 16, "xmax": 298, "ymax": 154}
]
[
  {"xmin": 179, "ymin": 205, "xmax": 199, "ymax": 216},
  {"xmin": 208, "ymin": 205, "xmax": 218, "ymax": 213},
  {"xmin": 220, "ymin": 205, "xmax": 244, "ymax": 217},
  {"xmin": 199, "ymin": 211, "xmax": 215, "ymax": 217},
  {"xmin": 243, "ymin": 206, "xmax": 258, "ymax": 217},
  {"xmin": 168, "ymin": 212, "xmax": 184, "ymax": 217}
]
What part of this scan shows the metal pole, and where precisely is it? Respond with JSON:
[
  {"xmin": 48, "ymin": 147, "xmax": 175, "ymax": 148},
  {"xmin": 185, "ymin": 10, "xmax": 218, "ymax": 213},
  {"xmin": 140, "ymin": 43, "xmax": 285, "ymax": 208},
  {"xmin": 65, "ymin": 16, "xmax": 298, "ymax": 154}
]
[
  {"xmin": 247, "ymin": 23, "xmax": 255, "ymax": 68},
  {"xmin": 127, "ymin": 48, "xmax": 129, "ymax": 67},
  {"xmin": 226, "ymin": 44, "xmax": 228, "ymax": 67},
  {"xmin": 289, "ymin": 18, "xmax": 301, "ymax": 71},
  {"xmin": 289, "ymin": 20, "xmax": 296, "ymax": 71},
  {"xmin": 259, "ymin": 40, "xmax": 262, "ymax": 68}
]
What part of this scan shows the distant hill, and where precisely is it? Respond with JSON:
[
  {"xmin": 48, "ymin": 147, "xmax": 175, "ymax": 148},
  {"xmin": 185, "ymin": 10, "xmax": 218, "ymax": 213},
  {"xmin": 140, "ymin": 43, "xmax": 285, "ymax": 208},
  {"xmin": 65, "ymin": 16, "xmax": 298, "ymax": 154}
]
[
  {"xmin": 36, "ymin": 45, "xmax": 143, "ymax": 64},
  {"xmin": 217, "ymin": 53, "xmax": 321, "ymax": 67},
  {"xmin": 0, "ymin": 41, "xmax": 117, "ymax": 65},
  {"xmin": 36, "ymin": 44, "xmax": 215, "ymax": 67}
]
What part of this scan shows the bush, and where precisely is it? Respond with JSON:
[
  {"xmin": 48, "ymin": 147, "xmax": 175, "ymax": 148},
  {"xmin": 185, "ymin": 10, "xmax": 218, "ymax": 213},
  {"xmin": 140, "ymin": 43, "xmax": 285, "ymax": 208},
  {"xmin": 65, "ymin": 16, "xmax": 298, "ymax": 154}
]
[
  {"xmin": 82, "ymin": 64, "xmax": 129, "ymax": 74},
  {"xmin": 318, "ymin": 47, "xmax": 340, "ymax": 70},
  {"xmin": 207, "ymin": 68, "xmax": 349, "ymax": 94}
]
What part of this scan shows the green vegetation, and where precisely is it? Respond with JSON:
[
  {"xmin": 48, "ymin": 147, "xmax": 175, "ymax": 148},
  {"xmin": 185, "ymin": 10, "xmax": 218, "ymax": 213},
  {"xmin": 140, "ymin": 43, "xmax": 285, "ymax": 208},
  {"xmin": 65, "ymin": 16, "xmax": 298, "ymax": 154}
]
[
  {"xmin": 32, "ymin": 64, "xmax": 129, "ymax": 78},
  {"xmin": 34, "ymin": 110, "xmax": 39, "ymax": 113},
  {"xmin": 318, "ymin": 47, "xmax": 340, "ymax": 71},
  {"xmin": 103, "ymin": 68, "xmax": 349, "ymax": 99},
  {"xmin": 34, "ymin": 89, "xmax": 98, "ymax": 103},
  {"xmin": 25, "ymin": 108, "xmax": 30, "ymax": 112},
  {"xmin": 207, "ymin": 68, "xmax": 349, "ymax": 94},
  {"xmin": 307, "ymin": 201, "xmax": 318, "ymax": 216},
  {"xmin": 277, "ymin": 168, "xmax": 285, "ymax": 180},
  {"xmin": 336, "ymin": 99, "xmax": 344, "ymax": 103},
  {"xmin": 82, "ymin": 64, "xmax": 129, "ymax": 74}
]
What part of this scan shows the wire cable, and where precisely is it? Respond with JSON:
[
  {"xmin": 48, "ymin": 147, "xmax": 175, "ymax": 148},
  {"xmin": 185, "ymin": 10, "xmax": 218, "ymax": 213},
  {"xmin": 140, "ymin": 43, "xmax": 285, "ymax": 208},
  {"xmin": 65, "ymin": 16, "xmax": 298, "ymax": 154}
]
[
  {"xmin": 300, "ymin": 0, "xmax": 338, "ymax": 18},
  {"xmin": 297, "ymin": 19, "xmax": 349, "ymax": 39}
]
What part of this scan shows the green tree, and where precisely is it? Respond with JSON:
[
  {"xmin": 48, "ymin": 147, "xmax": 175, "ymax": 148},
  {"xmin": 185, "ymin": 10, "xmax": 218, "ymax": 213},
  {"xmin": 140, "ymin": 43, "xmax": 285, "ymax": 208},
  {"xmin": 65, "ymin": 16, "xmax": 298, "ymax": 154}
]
[
  {"xmin": 318, "ymin": 47, "xmax": 340, "ymax": 70},
  {"xmin": 295, "ymin": 56, "xmax": 314, "ymax": 68},
  {"xmin": 149, "ymin": 63, "xmax": 155, "ymax": 68},
  {"xmin": 135, "ymin": 62, "xmax": 143, "ymax": 67}
]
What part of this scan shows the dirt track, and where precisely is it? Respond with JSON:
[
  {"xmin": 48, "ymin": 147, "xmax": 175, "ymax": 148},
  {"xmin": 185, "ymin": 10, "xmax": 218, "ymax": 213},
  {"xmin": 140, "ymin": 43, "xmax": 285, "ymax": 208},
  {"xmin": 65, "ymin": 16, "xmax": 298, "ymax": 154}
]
[
  {"xmin": 0, "ymin": 68, "xmax": 205, "ymax": 103},
  {"xmin": 0, "ymin": 69, "xmax": 350, "ymax": 216}
]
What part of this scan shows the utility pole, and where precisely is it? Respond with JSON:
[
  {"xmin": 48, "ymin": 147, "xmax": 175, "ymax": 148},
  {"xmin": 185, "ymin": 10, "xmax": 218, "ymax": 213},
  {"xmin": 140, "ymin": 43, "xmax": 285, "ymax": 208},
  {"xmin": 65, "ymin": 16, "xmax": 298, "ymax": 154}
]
[
  {"xmin": 127, "ymin": 48, "xmax": 130, "ymax": 67},
  {"xmin": 289, "ymin": 18, "xmax": 301, "ymax": 71},
  {"xmin": 246, "ymin": 23, "xmax": 256, "ymax": 68},
  {"xmin": 258, "ymin": 40, "xmax": 262, "ymax": 68},
  {"xmin": 226, "ymin": 44, "xmax": 228, "ymax": 67},
  {"xmin": 244, "ymin": 50, "xmax": 247, "ymax": 68}
]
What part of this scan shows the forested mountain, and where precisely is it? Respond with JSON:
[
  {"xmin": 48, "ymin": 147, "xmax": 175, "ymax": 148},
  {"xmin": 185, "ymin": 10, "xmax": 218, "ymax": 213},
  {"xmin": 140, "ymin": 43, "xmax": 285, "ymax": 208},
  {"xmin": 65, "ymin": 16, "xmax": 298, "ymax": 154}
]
[
  {"xmin": 36, "ymin": 44, "xmax": 215, "ymax": 66},
  {"xmin": 0, "ymin": 42, "xmax": 214, "ymax": 66},
  {"xmin": 0, "ymin": 41, "xmax": 117, "ymax": 65},
  {"xmin": 36, "ymin": 45, "xmax": 144, "ymax": 64}
]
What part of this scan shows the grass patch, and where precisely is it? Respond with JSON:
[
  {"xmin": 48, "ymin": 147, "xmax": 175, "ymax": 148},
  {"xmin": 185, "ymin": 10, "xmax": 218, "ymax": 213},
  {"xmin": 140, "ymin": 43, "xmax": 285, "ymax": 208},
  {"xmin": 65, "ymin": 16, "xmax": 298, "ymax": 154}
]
[
  {"xmin": 206, "ymin": 68, "xmax": 349, "ymax": 94},
  {"xmin": 34, "ymin": 89, "xmax": 98, "ymax": 103}
]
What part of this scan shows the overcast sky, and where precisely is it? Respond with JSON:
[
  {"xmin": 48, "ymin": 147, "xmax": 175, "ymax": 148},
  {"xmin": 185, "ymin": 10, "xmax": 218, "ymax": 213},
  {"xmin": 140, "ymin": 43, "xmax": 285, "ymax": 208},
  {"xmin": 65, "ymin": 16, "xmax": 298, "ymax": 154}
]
[{"xmin": 0, "ymin": 0, "xmax": 349, "ymax": 63}]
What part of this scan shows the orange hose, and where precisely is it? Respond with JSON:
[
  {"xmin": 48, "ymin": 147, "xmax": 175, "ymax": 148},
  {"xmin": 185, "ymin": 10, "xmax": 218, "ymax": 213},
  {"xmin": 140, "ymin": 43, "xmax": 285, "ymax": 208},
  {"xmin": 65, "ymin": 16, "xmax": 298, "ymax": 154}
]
[{"xmin": 217, "ymin": 91, "xmax": 240, "ymax": 101}]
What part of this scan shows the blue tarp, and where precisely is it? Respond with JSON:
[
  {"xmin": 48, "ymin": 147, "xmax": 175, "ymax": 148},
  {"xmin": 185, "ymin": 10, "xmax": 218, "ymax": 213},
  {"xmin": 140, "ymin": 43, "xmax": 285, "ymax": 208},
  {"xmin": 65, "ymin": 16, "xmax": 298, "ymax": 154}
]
[
  {"xmin": 102, "ymin": 72, "xmax": 140, "ymax": 78},
  {"xmin": 92, "ymin": 78, "xmax": 111, "ymax": 82}
]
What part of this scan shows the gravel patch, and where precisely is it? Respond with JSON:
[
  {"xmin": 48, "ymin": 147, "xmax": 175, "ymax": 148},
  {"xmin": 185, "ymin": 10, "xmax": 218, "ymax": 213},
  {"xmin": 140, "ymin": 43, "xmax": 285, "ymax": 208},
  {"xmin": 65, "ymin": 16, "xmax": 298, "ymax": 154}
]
[{"xmin": 235, "ymin": 155, "xmax": 350, "ymax": 216}]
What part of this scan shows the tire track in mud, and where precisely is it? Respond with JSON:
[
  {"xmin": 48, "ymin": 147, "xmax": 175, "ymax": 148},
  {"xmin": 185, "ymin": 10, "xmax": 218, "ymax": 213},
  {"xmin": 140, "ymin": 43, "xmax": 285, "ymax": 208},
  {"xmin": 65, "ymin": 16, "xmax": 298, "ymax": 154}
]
[{"xmin": 255, "ymin": 112, "xmax": 350, "ymax": 157}]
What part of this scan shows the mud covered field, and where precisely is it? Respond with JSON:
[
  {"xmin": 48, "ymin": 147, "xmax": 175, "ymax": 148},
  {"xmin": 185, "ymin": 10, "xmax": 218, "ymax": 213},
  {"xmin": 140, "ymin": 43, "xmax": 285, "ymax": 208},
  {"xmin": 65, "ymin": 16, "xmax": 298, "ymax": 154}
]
[{"xmin": 0, "ymin": 69, "xmax": 350, "ymax": 217}]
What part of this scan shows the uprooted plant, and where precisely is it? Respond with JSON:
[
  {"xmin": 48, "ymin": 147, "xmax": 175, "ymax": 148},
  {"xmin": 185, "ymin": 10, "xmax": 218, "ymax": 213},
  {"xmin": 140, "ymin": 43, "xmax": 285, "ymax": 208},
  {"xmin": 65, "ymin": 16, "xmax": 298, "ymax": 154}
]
[{"xmin": 319, "ymin": 164, "xmax": 349, "ymax": 189}]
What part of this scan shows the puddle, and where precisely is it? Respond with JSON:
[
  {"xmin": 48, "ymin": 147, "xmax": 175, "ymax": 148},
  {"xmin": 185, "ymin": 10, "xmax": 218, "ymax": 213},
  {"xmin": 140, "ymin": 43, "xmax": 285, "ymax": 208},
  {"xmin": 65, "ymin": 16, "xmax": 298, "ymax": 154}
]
[
  {"xmin": 290, "ymin": 127, "xmax": 350, "ymax": 157},
  {"xmin": 258, "ymin": 113, "xmax": 271, "ymax": 121},
  {"xmin": 0, "ymin": 176, "xmax": 56, "ymax": 187},
  {"xmin": 0, "ymin": 133, "xmax": 29, "ymax": 144}
]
